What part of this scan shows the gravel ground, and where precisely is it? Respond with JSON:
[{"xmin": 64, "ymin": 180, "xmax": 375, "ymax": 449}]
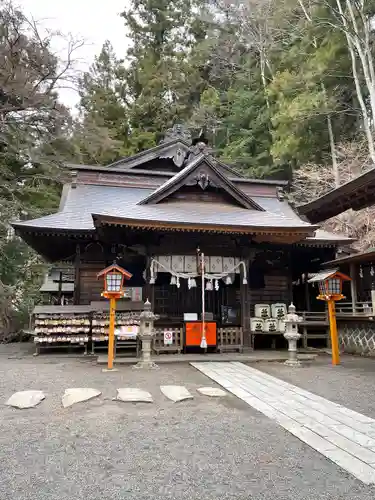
[
  {"xmin": 256, "ymin": 354, "xmax": 375, "ymax": 418},
  {"xmin": 1, "ymin": 345, "xmax": 375, "ymax": 499}
]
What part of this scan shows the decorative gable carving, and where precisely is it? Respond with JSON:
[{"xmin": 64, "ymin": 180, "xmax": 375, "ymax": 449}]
[
  {"xmin": 160, "ymin": 124, "xmax": 192, "ymax": 145},
  {"xmin": 138, "ymin": 154, "xmax": 264, "ymax": 211},
  {"xmin": 196, "ymin": 171, "xmax": 210, "ymax": 190},
  {"xmin": 159, "ymin": 143, "xmax": 187, "ymax": 168}
]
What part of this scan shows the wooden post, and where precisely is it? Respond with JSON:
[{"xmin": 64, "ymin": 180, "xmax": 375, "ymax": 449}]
[
  {"xmin": 304, "ymin": 273, "xmax": 310, "ymax": 311},
  {"xmin": 144, "ymin": 253, "xmax": 154, "ymax": 304},
  {"xmin": 73, "ymin": 244, "xmax": 81, "ymax": 305},
  {"xmin": 287, "ymin": 252, "xmax": 293, "ymax": 303},
  {"xmin": 240, "ymin": 257, "xmax": 251, "ymax": 349},
  {"xmin": 327, "ymin": 299, "xmax": 340, "ymax": 365},
  {"xmin": 349, "ymin": 263, "xmax": 357, "ymax": 315},
  {"xmin": 108, "ymin": 297, "xmax": 116, "ymax": 370}
]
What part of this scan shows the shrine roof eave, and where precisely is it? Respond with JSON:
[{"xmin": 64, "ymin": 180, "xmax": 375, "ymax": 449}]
[
  {"xmin": 298, "ymin": 167, "xmax": 375, "ymax": 223},
  {"xmin": 321, "ymin": 248, "xmax": 375, "ymax": 267},
  {"xmin": 12, "ymin": 222, "xmax": 94, "ymax": 237},
  {"xmin": 92, "ymin": 213, "xmax": 318, "ymax": 237},
  {"xmin": 12, "ymin": 226, "xmax": 93, "ymax": 262}
]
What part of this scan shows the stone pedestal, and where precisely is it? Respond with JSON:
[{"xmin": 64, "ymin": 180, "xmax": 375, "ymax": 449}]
[
  {"xmin": 133, "ymin": 299, "xmax": 159, "ymax": 370},
  {"xmin": 133, "ymin": 334, "xmax": 159, "ymax": 369},
  {"xmin": 284, "ymin": 331, "xmax": 301, "ymax": 366},
  {"xmin": 283, "ymin": 303, "xmax": 302, "ymax": 367}
]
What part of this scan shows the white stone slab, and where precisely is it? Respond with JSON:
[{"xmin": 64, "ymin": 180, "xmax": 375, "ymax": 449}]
[
  {"xmin": 323, "ymin": 448, "xmax": 375, "ymax": 485},
  {"xmin": 62, "ymin": 388, "xmax": 101, "ymax": 408},
  {"xmin": 6, "ymin": 390, "xmax": 45, "ymax": 409},
  {"xmin": 116, "ymin": 388, "xmax": 153, "ymax": 403},
  {"xmin": 160, "ymin": 385, "xmax": 193, "ymax": 402},
  {"xmin": 191, "ymin": 361, "xmax": 375, "ymax": 485},
  {"xmin": 287, "ymin": 426, "xmax": 337, "ymax": 453},
  {"xmin": 330, "ymin": 424, "xmax": 375, "ymax": 448},
  {"xmin": 197, "ymin": 387, "xmax": 227, "ymax": 397}
]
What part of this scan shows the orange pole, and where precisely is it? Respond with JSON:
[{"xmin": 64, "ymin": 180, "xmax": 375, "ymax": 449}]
[
  {"xmin": 327, "ymin": 299, "xmax": 340, "ymax": 365},
  {"xmin": 108, "ymin": 297, "xmax": 116, "ymax": 370}
]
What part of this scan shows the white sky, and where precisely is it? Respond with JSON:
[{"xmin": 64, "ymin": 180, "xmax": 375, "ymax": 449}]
[{"xmin": 16, "ymin": 0, "xmax": 129, "ymax": 112}]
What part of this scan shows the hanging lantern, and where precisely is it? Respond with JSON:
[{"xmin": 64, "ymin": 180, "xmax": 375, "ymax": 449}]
[
  {"xmin": 190, "ymin": 278, "xmax": 197, "ymax": 288},
  {"xmin": 206, "ymin": 280, "xmax": 213, "ymax": 291},
  {"xmin": 149, "ymin": 276, "xmax": 156, "ymax": 284},
  {"xmin": 214, "ymin": 279, "xmax": 219, "ymax": 291},
  {"xmin": 176, "ymin": 277, "xmax": 180, "ymax": 288},
  {"xmin": 170, "ymin": 275, "xmax": 177, "ymax": 285},
  {"xmin": 242, "ymin": 276, "xmax": 248, "ymax": 285},
  {"xmin": 225, "ymin": 275, "xmax": 232, "ymax": 285}
]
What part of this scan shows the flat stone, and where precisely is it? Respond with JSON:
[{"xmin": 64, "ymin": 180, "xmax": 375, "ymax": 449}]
[
  {"xmin": 116, "ymin": 388, "xmax": 153, "ymax": 403},
  {"xmin": 160, "ymin": 385, "xmax": 193, "ymax": 402},
  {"xmin": 6, "ymin": 390, "xmax": 45, "ymax": 409},
  {"xmin": 62, "ymin": 388, "xmax": 101, "ymax": 408},
  {"xmin": 197, "ymin": 387, "xmax": 227, "ymax": 397}
]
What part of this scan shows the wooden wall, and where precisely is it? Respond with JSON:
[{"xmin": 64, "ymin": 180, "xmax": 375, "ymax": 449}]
[
  {"xmin": 79, "ymin": 264, "xmax": 104, "ymax": 305},
  {"xmin": 249, "ymin": 272, "xmax": 290, "ymax": 314}
]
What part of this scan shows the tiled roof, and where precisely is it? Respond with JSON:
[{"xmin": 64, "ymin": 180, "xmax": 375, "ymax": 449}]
[
  {"xmin": 13, "ymin": 184, "xmax": 317, "ymax": 232},
  {"xmin": 12, "ymin": 183, "xmax": 353, "ymax": 243}
]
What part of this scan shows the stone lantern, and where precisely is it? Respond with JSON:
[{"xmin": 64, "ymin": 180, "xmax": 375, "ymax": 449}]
[
  {"xmin": 283, "ymin": 303, "xmax": 302, "ymax": 366},
  {"xmin": 133, "ymin": 299, "xmax": 159, "ymax": 370}
]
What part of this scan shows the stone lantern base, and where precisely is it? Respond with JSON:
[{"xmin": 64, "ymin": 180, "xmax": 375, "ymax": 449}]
[
  {"xmin": 132, "ymin": 335, "xmax": 159, "ymax": 370},
  {"xmin": 284, "ymin": 357, "xmax": 301, "ymax": 367},
  {"xmin": 283, "ymin": 333, "xmax": 302, "ymax": 367}
]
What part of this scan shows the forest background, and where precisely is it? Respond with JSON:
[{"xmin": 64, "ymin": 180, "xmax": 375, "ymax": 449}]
[{"xmin": 1, "ymin": 0, "xmax": 375, "ymax": 336}]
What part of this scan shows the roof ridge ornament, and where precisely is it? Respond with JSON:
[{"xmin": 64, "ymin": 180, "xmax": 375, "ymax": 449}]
[
  {"xmin": 186, "ymin": 142, "xmax": 213, "ymax": 163},
  {"xmin": 160, "ymin": 124, "xmax": 192, "ymax": 145}
]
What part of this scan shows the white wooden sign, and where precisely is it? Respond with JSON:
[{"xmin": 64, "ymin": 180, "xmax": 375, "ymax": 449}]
[{"xmin": 164, "ymin": 330, "xmax": 173, "ymax": 345}]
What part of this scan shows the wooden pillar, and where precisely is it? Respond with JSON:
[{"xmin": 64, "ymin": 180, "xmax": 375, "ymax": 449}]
[
  {"xmin": 73, "ymin": 244, "xmax": 81, "ymax": 305},
  {"xmin": 143, "ymin": 253, "xmax": 154, "ymax": 306},
  {"xmin": 287, "ymin": 252, "xmax": 293, "ymax": 303},
  {"xmin": 240, "ymin": 257, "xmax": 252, "ymax": 349},
  {"xmin": 304, "ymin": 273, "xmax": 311, "ymax": 311},
  {"xmin": 349, "ymin": 263, "xmax": 357, "ymax": 315}
]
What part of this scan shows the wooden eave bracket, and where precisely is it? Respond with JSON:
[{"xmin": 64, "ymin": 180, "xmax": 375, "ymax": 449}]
[{"xmin": 92, "ymin": 213, "xmax": 316, "ymax": 238}]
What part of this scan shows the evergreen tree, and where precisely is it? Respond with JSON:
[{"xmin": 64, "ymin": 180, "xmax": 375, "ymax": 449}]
[{"xmin": 74, "ymin": 41, "xmax": 131, "ymax": 164}]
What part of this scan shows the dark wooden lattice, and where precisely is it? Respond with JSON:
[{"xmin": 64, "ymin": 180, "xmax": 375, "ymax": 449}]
[
  {"xmin": 218, "ymin": 327, "xmax": 243, "ymax": 353},
  {"xmin": 153, "ymin": 327, "xmax": 183, "ymax": 354}
]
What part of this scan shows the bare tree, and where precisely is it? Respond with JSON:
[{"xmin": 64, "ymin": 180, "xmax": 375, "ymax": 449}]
[
  {"xmin": 0, "ymin": 0, "xmax": 84, "ymax": 339},
  {"xmin": 292, "ymin": 140, "xmax": 375, "ymax": 251},
  {"xmin": 318, "ymin": 0, "xmax": 375, "ymax": 162}
]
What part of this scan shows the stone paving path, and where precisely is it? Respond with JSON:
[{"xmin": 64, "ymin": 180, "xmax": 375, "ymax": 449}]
[{"xmin": 191, "ymin": 361, "xmax": 375, "ymax": 485}]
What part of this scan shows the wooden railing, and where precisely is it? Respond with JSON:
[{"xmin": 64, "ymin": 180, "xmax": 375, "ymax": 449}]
[
  {"xmin": 300, "ymin": 311, "xmax": 328, "ymax": 324},
  {"xmin": 298, "ymin": 302, "xmax": 375, "ymax": 322},
  {"xmin": 336, "ymin": 301, "xmax": 374, "ymax": 317}
]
